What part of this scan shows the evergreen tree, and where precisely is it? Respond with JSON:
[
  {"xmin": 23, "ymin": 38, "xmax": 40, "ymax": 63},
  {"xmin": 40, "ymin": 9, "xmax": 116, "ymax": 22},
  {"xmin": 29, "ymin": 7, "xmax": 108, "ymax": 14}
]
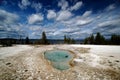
[
  {"xmin": 64, "ymin": 35, "xmax": 75, "ymax": 44},
  {"xmin": 41, "ymin": 31, "xmax": 48, "ymax": 44},
  {"xmin": 101, "ymin": 35, "xmax": 105, "ymax": 44},
  {"xmin": 68, "ymin": 37, "xmax": 71, "ymax": 44},
  {"xmin": 25, "ymin": 37, "xmax": 29, "ymax": 44},
  {"xmin": 95, "ymin": 32, "xmax": 105, "ymax": 45},
  {"xmin": 84, "ymin": 37, "xmax": 89, "ymax": 44},
  {"xmin": 89, "ymin": 34, "xmax": 94, "ymax": 44},
  {"xmin": 1, "ymin": 38, "xmax": 12, "ymax": 47},
  {"xmin": 83, "ymin": 33, "xmax": 120, "ymax": 45},
  {"xmin": 64, "ymin": 35, "xmax": 67, "ymax": 43},
  {"xmin": 95, "ymin": 32, "xmax": 101, "ymax": 44},
  {"xmin": 71, "ymin": 38, "xmax": 75, "ymax": 44},
  {"xmin": 111, "ymin": 34, "xmax": 120, "ymax": 45}
]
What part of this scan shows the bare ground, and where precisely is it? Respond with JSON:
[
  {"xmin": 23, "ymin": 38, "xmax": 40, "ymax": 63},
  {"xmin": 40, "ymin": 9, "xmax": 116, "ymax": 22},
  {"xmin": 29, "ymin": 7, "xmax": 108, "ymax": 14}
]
[{"xmin": 0, "ymin": 45, "xmax": 120, "ymax": 80}]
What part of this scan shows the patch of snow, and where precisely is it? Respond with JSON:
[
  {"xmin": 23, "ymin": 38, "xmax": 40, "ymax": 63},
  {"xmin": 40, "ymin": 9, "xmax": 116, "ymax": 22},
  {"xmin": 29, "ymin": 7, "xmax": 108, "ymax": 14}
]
[
  {"xmin": 71, "ymin": 45, "xmax": 120, "ymax": 68},
  {"xmin": 73, "ymin": 58, "xmax": 84, "ymax": 62},
  {"xmin": 25, "ymin": 57, "xmax": 34, "ymax": 71},
  {"xmin": 88, "ymin": 53, "xmax": 101, "ymax": 67},
  {"xmin": 0, "ymin": 45, "xmax": 33, "ymax": 58},
  {"xmin": 70, "ymin": 45, "xmax": 120, "ymax": 59}
]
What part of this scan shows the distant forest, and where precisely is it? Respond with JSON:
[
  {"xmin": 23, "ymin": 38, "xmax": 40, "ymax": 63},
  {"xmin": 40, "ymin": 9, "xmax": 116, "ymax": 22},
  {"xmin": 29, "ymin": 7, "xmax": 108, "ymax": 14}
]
[
  {"xmin": 83, "ymin": 32, "xmax": 120, "ymax": 45},
  {"xmin": 0, "ymin": 32, "xmax": 120, "ymax": 46}
]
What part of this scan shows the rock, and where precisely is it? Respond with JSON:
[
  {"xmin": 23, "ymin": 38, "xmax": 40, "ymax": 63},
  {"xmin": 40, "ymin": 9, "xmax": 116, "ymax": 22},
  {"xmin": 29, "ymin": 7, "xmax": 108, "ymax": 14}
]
[
  {"xmin": 115, "ymin": 60, "xmax": 119, "ymax": 63},
  {"xmin": 109, "ymin": 56, "xmax": 114, "ymax": 57},
  {"xmin": 25, "ymin": 70, "xmax": 28, "ymax": 72},
  {"xmin": 6, "ymin": 62, "xmax": 11, "ymax": 65}
]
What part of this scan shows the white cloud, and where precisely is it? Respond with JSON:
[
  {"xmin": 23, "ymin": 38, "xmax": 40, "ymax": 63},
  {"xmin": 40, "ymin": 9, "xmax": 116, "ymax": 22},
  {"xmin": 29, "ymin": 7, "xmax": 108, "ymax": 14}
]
[
  {"xmin": 18, "ymin": 0, "xmax": 30, "ymax": 9},
  {"xmin": 52, "ymin": 31, "xmax": 61, "ymax": 36},
  {"xmin": 56, "ymin": 10, "xmax": 73, "ymax": 21},
  {"xmin": 105, "ymin": 4, "xmax": 116, "ymax": 11},
  {"xmin": 28, "ymin": 13, "xmax": 44, "ymax": 24},
  {"xmin": 98, "ymin": 19, "xmax": 120, "ymax": 27},
  {"xmin": 82, "ymin": 11, "xmax": 92, "ymax": 17},
  {"xmin": 62, "ymin": 15, "xmax": 93, "ymax": 26},
  {"xmin": 29, "ymin": 25, "xmax": 41, "ymax": 31},
  {"xmin": 31, "ymin": 2, "xmax": 42, "ymax": 12},
  {"xmin": 70, "ymin": 1, "xmax": 83, "ymax": 11},
  {"xmin": 108, "ymin": 27, "xmax": 120, "ymax": 33},
  {"xmin": 21, "ymin": 0, "xmax": 30, "ymax": 6},
  {"xmin": 76, "ymin": 18, "xmax": 93, "ymax": 26},
  {"xmin": 0, "ymin": 9, "xmax": 19, "ymax": 26},
  {"xmin": 47, "ymin": 10, "xmax": 56, "ymax": 19},
  {"xmin": 58, "ymin": 0, "xmax": 69, "ymax": 10},
  {"xmin": 30, "ymin": 31, "xmax": 41, "ymax": 39},
  {"xmin": 56, "ymin": 10, "xmax": 93, "ymax": 27}
]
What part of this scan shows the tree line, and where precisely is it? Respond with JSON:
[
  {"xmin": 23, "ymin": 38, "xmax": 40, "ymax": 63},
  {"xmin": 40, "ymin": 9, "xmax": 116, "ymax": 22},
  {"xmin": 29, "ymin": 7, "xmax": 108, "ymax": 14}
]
[
  {"xmin": 0, "ymin": 31, "xmax": 120, "ymax": 46},
  {"xmin": 0, "ymin": 31, "xmax": 49, "ymax": 46},
  {"xmin": 64, "ymin": 35, "xmax": 75, "ymax": 44},
  {"xmin": 84, "ymin": 32, "xmax": 120, "ymax": 45}
]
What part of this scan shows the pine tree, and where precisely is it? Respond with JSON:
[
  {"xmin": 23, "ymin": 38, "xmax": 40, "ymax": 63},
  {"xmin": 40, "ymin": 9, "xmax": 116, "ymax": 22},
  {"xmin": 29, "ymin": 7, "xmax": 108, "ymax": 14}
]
[
  {"xmin": 111, "ymin": 34, "xmax": 120, "ymax": 45},
  {"xmin": 95, "ymin": 32, "xmax": 101, "ymax": 44},
  {"xmin": 84, "ymin": 37, "xmax": 89, "ymax": 44},
  {"xmin": 68, "ymin": 37, "xmax": 71, "ymax": 44},
  {"xmin": 25, "ymin": 37, "xmax": 29, "ymax": 44},
  {"xmin": 71, "ymin": 38, "xmax": 75, "ymax": 44},
  {"xmin": 101, "ymin": 35, "xmax": 105, "ymax": 44},
  {"xmin": 64, "ymin": 35, "xmax": 67, "ymax": 43},
  {"xmin": 41, "ymin": 31, "xmax": 48, "ymax": 44},
  {"xmin": 95, "ymin": 32, "xmax": 105, "ymax": 45},
  {"xmin": 64, "ymin": 35, "xmax": 75, "ymax": 44},
  {"xmin": 89, "ymin": 34, "xmax": 94, "ymax": 44}
]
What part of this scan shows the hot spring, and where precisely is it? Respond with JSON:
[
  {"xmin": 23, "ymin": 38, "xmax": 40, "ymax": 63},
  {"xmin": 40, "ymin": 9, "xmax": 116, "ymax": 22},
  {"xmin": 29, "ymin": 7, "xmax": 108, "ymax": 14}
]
[{"xmin": 44, "ymin": 50, "xmax": 74, "ymax": 70}]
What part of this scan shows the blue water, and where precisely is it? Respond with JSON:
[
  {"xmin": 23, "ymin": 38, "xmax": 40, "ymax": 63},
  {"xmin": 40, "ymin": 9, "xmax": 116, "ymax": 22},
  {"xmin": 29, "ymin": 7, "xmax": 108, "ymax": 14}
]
[{"xmin": 44, "ymin": 50, "xmax": 74, "ymax": 70}]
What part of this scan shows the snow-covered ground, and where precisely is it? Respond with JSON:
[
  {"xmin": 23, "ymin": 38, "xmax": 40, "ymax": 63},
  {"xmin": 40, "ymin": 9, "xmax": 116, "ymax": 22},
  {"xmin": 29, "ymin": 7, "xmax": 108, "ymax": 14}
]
[
  {"xmin": 71, "ymin": 45, "xmax": 120, "ymax": 59},
  {"xmin": 0, "ymin": 45, "xmax": 120, "ymax": 80},
  {"xmin": 71, "ymin": 45, "xmax": 120, "ymax": 69},
  {"xmin": 0, "ymin": 45, "xmax": 33, "ymax": 58}
]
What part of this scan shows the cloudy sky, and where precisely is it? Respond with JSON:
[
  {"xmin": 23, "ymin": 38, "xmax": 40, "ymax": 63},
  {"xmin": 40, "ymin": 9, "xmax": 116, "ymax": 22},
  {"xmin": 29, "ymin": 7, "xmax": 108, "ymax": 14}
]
[{"xmin": 0, "ymin": 0, "xmax": 120, "ymax": 39}]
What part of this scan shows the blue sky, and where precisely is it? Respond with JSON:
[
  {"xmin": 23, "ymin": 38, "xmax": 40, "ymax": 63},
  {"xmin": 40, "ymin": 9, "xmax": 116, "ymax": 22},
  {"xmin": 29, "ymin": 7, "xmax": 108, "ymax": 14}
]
[{"xmin": 0, "ymin": 0, "xmax": 120, "ymax": 39}]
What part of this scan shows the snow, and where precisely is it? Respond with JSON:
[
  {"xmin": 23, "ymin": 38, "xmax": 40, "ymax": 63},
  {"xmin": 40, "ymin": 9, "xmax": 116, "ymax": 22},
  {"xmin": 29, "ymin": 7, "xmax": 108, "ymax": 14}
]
[
  {"xmin": 73, "ymin": 58, "xmax": 84, "ymax": 62},
  {"xmin": 0, "ymin": 44, "xmax": 119, "ymax": 68},
  {"xmin": 0, "ymin": 45, "xmax": 33, "ymax": 58},
  {"xmin": 71, "ymin": 45, "xmax": 120, "ymax": 68},
  {"xmin": 25, "ymin": 57, "xmax": 34, "ymax": 71},
  {"xmin": 88, "ymin": 53, "xmax": 101, "ymax": 67},
  {"xmin": 0, "ymin": 45, "xmax": 119, "ymax": 79},
  {"xmin": 71, "ymin": 45, "xmax": 120, "ymax": 59}
]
